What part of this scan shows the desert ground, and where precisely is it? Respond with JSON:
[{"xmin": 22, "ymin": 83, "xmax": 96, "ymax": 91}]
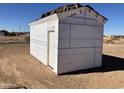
[
  {"xmin": 0, "ymin": 36, "xmax": 29, "ymax": 44},
  {"xmin": 0, "ymin": 36, "xmax": 124, "ymax": 88}
]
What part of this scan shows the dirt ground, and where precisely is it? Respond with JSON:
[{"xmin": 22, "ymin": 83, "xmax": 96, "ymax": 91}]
[
  {"xmin": 0, "ymin": 36, "xmax": 28, "ymax": 44},
  {"xmin": 0, "ymin": 43, "xmax": 124, "ymax": 89}
]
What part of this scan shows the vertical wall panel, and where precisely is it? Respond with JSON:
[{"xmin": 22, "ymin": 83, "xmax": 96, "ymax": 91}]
[
  {"xmin": 59, "ymin": 24, "xmax": 70, "ymax": 48},
  {"xmin": 30, "ymin": 23, "xmax": 48, "ymax": 65},
  {"xmin": 94, "ymin": 47, "xmax": 102, "ymax": 67},
  {"xmin": 70, "ymin": 24, "xmax": 103, "ymax": 48}
]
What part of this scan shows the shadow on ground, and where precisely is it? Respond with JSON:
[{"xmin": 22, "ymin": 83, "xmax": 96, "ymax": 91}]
[{"xmin": 62, "ymin": 54, "xmax": 124, "ymax": 75}]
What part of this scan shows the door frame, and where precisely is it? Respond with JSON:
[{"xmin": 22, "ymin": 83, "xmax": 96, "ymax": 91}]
[{"xmin": 47, "ymin": 30, "xmax": 54, "ymax": 69}]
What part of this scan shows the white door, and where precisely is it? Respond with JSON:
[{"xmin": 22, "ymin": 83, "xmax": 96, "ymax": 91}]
[{"xmin": 48, "ymin": 31, "xmax": 55, "ymax": 69}]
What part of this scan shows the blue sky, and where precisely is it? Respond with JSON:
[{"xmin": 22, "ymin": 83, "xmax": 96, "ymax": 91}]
[{"xmin": 0, "ymin": 3, "xmax": 123, "ymax": 35}]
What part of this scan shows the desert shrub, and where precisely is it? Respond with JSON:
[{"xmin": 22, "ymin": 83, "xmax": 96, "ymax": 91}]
[
  {"xmin": 120, "ymin": 36, "xmax": 124, "ymax": 39},
  {"xmin": 104, "ymin": 39, "xmax": 114, "ymax": 44},
  {"xmin": 111, "ymin": 37, "xmax": 119, "ymax": 41},
  {"xmin": 24, "ymin": 36, "xmax": 30, "ymax": 41},
  {"xmin": 8, "ymin": 32, "xmax": 16, "ymax": 36},
  {"xmin": 111, "ymin": 35, "xmax": 124, "ymax": 40}
]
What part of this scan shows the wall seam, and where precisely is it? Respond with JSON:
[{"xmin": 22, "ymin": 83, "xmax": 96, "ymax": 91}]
[
  {"xmin": 60, "ymin": 23, "xmax": 103, "ymax": 27},
  {"xmin": 69, "ymin": 24, "xmax": 71, "ymax": 49}
]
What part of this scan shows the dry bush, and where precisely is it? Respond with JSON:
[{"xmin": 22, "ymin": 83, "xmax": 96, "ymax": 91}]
[
  {"xmin": 24, "ymin": 36, "xmax": 30, "ymax": 41},
  {"xmin": 104, "ymin": 35, "xmax": 124, "ymax": 44},
  {"xmin": 104, "ymin": 39, "xmax": 114, "ymax": 44},
  {"xmin": 111, "ymin": 37, "xmax": 119, "ymax": 41},
  {"xmin": 118, "ymin": 38, "xmax": 124, "ymax": 43}
]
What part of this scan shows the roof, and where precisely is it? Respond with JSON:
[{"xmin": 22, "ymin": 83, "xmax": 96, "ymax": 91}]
[
  {"xmin": 30, "ymin": 4, "xmax": 108, "ymax": 25},
  {"xmin": 41, "ymin": 4, "xmax": 108, "ymax": 22},
  {"xmin": 41, "ymin": 3, "xmax": 82, "ymax": 18},
  {"xmin": 0, "ymin": 30, "xmax": 8, "ymax": 33}
]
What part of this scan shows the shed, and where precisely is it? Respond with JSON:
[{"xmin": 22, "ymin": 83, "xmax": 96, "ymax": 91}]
[
  {"xmin": 0, "ymin": 30, "xmax": 8, "ymax": 36},
  {"xmin": 29, "ymin": 4, "xmax": 108, "ymax": 74}
]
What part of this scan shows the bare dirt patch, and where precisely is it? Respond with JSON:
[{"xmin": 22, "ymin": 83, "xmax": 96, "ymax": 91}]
[{"xmin": 0, "ymin": 43, "xmax": 124, "ymax": 88}]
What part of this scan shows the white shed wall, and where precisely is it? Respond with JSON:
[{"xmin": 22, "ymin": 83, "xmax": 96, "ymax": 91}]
[
  {"xmin": 30, "ymin": 22, "xmax": 47, "ymax": 65},
  {"xmin": 58, "ymin": 48, "xmax": 95, "ymax": 73},
  {"xmin": 0, "ymin": 32, "xmax": 5, "ymax": 36},
  {"xmin": 58, "ymin": 13, "xmax": 104, "ymax": 74},
  {"xmin": 30, "ymin": 17, "xmax": 59, "ymax": 74}
]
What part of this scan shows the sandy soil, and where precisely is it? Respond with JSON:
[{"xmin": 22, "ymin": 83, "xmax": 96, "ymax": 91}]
[
  {"xmin": 0, "ymin": 36, "xmax": 28, "ymax": 44},
  {"xmin": 0, "ymin": 43, "xmax": 124, "ymax": 89},
  {"xmin": 103, "ymin": 44, "xmax": 124, "ymax": 58}
]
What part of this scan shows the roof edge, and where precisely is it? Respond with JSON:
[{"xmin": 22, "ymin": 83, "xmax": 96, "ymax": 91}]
[
  {"xmin": 85, "ymin": 5, "xmax": 108, "ymax": 21},
  {"xmin": 29, "ymin": 13, "xmax": 59, "ymax": 26}
]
